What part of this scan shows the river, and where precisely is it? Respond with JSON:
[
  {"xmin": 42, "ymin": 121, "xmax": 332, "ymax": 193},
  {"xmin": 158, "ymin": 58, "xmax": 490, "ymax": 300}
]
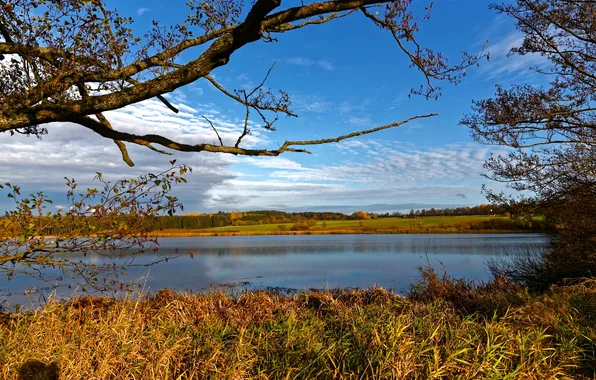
[{"xmin": 0, "ymin": 233, "xmax": 548, "ymax": 307}]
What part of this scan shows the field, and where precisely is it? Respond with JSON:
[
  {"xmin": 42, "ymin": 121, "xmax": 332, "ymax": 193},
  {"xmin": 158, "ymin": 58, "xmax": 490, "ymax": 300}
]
[
  {"xmin": 209, "ymin": 216, "xmax": 499, "ymax": 231},
  {"xmin": 149, "ymin": 216, "xmax": 542, "ymax": 237}
]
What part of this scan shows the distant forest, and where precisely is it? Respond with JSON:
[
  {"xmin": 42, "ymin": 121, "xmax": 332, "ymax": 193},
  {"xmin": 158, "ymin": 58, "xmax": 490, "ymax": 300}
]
[{"xmin": 153, "ymin": 204, "xmax": 512, "ymax": 230}]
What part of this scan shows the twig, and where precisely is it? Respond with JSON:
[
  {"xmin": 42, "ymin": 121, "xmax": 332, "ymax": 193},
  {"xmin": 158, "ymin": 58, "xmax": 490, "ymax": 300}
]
[{"xmin": 203, "ymin": 115, "xmax": 224, "ymax": 146}]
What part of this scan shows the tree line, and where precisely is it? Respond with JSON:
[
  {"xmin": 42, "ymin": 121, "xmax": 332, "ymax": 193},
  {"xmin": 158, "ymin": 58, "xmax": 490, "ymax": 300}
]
[{"xmin": 150, "ymin": 205, "xmax": 511, "ymax": 230}]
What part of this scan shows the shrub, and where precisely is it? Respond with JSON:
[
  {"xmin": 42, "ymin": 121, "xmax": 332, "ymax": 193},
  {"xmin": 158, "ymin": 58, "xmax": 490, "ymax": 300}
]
[
  {"xmin": 290, "ymin": 221, "xmax": 310, "ymax": 231},
  {"xmin": 490, "ymin": 185, "xmax": 596, "ymax": 291},
  {"xmin": 352, "ymin": 211, "xmax": 371, "ymax": 220}
]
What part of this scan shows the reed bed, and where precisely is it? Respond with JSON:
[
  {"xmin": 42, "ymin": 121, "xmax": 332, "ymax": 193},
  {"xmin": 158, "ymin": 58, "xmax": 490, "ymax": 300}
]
[{"xmin": 1, "ymin": 270, "xmax": 594, "ymax": 379}]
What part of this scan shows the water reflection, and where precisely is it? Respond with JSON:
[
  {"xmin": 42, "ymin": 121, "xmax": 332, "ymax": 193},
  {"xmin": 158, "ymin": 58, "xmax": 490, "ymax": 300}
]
[{"xmin": 0, "ymin": 234, "xmax": 548, "ymax": 307}]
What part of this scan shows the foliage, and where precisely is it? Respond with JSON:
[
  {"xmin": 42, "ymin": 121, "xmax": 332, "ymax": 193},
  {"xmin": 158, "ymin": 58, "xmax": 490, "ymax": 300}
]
[
  {"xmin": 1, "ymin": 270, "xmax": 594, "ymax": 378},
  {"xmin": 151, "ymin": 214, "xmax": 231, "ymax": 230},
  {"xmin": 461, "ymin": 0, "xmax": 596, "ymax": 288},
  {"xmin": 461, "ymin": 0, "xmax": 595, "ymax": 204},
  {"xmin": 0, "ymin": 163, "xmax": 190, "ymax": 291},
  {"xmin": 377, "ymin": 204, "xmax": 511, "ymax": 218},
  {"xmin": 352, "ymin": 211, "xmax": 371, "ymax": 220},
  {"xmin": 289, "ymin": 219, "xmax": 312, "ymax": 231},
  {"xmin": 0, "ymin": 0, "xmax": 485, "ymax": 165},
  {"xmin": 489, "ymin": 186, "xmax": 596, "ymax": 291},
  {"xmin": 141, "ymin": 205, "xmax": 522, "ymax": 232}
]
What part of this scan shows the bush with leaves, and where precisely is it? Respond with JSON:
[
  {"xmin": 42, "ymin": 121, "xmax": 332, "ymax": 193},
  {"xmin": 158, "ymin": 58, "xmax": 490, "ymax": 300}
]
[
  {"xmin": 0, "ymin": 162, "xmax": 191, "ymax": 292},
  {"xmin": 290, "ymin": 221, "xmax": 310, "ymax": 231},
  {"xmin": 462, "ymin": 0, "xmax": 596, "ymax": 289}
]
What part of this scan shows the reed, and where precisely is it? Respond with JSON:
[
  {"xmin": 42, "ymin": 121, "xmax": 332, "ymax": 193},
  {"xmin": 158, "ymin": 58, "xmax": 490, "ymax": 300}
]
[{"xmin": 1, "ymin": 269, "xmax": 593, "ymax": 379}]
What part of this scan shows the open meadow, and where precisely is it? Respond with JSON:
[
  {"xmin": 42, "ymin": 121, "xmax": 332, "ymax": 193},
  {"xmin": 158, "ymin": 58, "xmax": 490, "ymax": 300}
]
[{"xmin": 149, "ymin": 216, "xmax": 543, "ymax": 237}]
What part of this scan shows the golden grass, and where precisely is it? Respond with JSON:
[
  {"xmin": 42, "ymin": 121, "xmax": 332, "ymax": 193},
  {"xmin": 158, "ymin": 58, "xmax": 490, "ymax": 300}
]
[{"xmin": 1, "ymin": 271, "xmax": 594, "ymax": 379}]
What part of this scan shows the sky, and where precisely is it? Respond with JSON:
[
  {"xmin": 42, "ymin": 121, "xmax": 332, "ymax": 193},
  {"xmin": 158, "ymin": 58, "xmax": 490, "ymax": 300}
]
[{"xmin": 0, "ymin": 0, "xmax": 547, "ymax": 214}]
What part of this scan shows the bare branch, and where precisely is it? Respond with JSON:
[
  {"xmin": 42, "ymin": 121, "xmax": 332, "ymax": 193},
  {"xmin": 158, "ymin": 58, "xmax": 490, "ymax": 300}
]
[
  {"xmin": 126, "ymin": 77, "xmax": 179, "ymax": 113},
  {"xmin": 204, "ymin": 69, "xmax": 297, "ymax": 118},
  {"xmin": 94, "ymin": 114, "xmax": 135, "ymax": 167},
  {"xmin": 202, "ymin": 115, "xmax": 224, "ymax": 146},
  {"xmin": 74, "ymin": 112, "xmax": 437, "ymax": 157},
  {"xmin": 0, "ymin": 0, "xmax": 477, "ymax": 165},
  {"xmin": 77, "ymin": 84, "xmax": 134, "ymax": 167},
  {"xmin": 279, "ymin": 113, "xmax": 438, "ymax": 152},
  {"xmin": 236, "ymin": 91, "xmax": 251, "ymax": 148},
  {"xmin": 268, "ymin": 10, "xmax": 356, "ymax": 33}
]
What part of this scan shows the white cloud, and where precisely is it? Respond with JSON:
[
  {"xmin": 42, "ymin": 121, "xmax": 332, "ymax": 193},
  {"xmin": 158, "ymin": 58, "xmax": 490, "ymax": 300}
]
[
  {"xmin": 1, "ymin": 101, "xmax": 507, "ymax": 213},
  {"xmin": 163, "ymin": 90, "xmax": 187, "ymax": 103},
  {"xmin": 317, "ymin": 60, "xmax": 333, "ymax": 71},
  {"xmin": 137, "ymin": 8, "xmax": 150, "ymax": 16},
  {"xmin": 240, "ymin": 157, "xmax": 305, "ymax": 171},
  {"xmin": 190, "ymin": 86, "xmax": 204, "ymax": 96},
  {"xmin": 337, "ymin": 100, "xmax": 375, "ymax": 127},
  {"xmin": 202, "ymin": 140, "xmax": 509, "ymax": 210},
  {"xmin": 347, "ymin": 115, "xmax": 372, "ymax": 127},
  {"xmin": 292, "ymin": 94, "xmax": 331, "ymax": 113},
  {"xmin": 285, "ymin": 57, "xmax": 334, "ymax": 71},
  {"xmin": 479, "ymin": 30, "xmax": 549, "ymax": 80},
  {"xmin": 0, "ymin": 96, "xmax": 274, "ymax": 211},
  {"xmin": 205, "ymin": 179, "xmax": 485, "ymax": 211}
]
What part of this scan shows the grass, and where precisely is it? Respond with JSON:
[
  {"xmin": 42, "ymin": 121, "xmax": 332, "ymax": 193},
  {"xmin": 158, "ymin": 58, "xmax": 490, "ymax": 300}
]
[
  {"xmin": 1, "ymin": 270, "xmax": 594, "ymax": 379},
  {"xmin": 149, "ymin": 216, "xmax": 543, "ymax": 237}
]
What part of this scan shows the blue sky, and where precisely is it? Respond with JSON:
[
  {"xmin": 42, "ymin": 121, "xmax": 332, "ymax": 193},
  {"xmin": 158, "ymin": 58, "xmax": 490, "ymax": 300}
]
[{"xmin": 0, "ymin": 1, "xmax": 546, "ymax": 213}]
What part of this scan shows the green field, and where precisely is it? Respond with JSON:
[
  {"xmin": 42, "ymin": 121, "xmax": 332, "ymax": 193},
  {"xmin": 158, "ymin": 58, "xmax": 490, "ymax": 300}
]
[{"xmin": 202, "ymin": 215, "xmax": 522, "ymax": 233}]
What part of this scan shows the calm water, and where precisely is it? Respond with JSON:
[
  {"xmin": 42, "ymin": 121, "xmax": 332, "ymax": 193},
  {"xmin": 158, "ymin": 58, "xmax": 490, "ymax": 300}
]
[{"xmin": 0, "ymin": 234, "xmax": 548, "ymax": 306}]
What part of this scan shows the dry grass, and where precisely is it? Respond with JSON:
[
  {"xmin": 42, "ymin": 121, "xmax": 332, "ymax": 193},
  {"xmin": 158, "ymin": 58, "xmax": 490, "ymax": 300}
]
[{"xmin": 0, "ymin": 271, "xmax": 594, "ymax": 379}]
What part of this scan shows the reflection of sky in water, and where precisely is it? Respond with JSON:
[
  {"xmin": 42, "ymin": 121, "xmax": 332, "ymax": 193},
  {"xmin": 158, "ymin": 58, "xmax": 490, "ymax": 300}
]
[{"xmin": 0, "ymin": 234, "xmax": 548, "ymax": 307}]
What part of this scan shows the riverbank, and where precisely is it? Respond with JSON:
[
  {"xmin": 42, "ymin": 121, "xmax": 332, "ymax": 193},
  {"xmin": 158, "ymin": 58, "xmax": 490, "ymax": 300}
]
[
  {"xmin": 1, "ymin": 271, "xmax": 594, "ymax": 379},
  {"xmin": 148, "ymin": 227, "xmax": 540, "ymax": 237}
]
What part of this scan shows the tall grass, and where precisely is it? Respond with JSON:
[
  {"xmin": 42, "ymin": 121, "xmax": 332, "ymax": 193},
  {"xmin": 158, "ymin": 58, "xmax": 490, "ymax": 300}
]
[{"xmin": 1, "ymin": 270, "xmax": 594, "ymax": 379}]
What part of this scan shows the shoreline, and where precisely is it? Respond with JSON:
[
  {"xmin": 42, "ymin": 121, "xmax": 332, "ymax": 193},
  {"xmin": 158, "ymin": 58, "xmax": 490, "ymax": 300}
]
[
  {"xmin": 147, "ymin": 228, "xmax": 543, "ymax": 238},
  {"xmin": 2, "ymin": 275, "xmax": 593, "ymax": 379},
  {"xmin": 32, "ymin": 228, "xmax": 544, "ymax": 240}
]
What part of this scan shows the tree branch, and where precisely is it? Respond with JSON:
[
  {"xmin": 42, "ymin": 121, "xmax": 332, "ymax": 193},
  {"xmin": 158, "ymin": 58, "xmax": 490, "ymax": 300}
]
[
  {"xmin": 77, "ymin": 84, "xmax": 134, "ymax": 167},
  {"xmin": 279, "ymin": 113, "xmax": 438, "ymax": 152},
  {"xmin": 202, "ymin": 115, "xmax": 224, "ymax": 146},
  {"xmin": 204, "ymin": 65, "xmax": 297, "ymax": 118},
  {"xmin": 236, "ymin": 91, "xmax": 251, "ymax": 148},
  {"xmin": 0, "ymin": 0, "xmax": 472, "ymax": 166},
  {"xmin": 74, "ymin": 112, "xmax": 437, "ymax": 157},
  {"xmin": 3, "ymin": 0, "xmax": 391, "ymax": 127}
]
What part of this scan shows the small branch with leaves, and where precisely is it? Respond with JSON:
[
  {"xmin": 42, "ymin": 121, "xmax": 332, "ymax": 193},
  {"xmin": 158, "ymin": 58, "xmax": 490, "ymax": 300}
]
[{"xmin": 0, "ymin": 162, "xmax": 191, "ymax": 292}]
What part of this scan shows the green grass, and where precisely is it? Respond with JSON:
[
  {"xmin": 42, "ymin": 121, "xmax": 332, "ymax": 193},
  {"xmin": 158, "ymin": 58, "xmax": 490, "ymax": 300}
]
[
  {"xmin": 1, "ymin": 270, "xmax": 594, "ymax": 379},
  {"xmin": 202, "ymin": 216, "xmax": 534, "ymax": 234}
]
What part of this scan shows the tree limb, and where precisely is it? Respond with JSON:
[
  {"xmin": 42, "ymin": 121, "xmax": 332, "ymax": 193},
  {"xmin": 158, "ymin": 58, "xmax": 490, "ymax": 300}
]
[
  {"xmin": 74, "ymin": 112, "xmax": 437, "ymax": 157},
  {"xmin": 202, "ymin": 115, "xmax": 224, "ymax": 146}
]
